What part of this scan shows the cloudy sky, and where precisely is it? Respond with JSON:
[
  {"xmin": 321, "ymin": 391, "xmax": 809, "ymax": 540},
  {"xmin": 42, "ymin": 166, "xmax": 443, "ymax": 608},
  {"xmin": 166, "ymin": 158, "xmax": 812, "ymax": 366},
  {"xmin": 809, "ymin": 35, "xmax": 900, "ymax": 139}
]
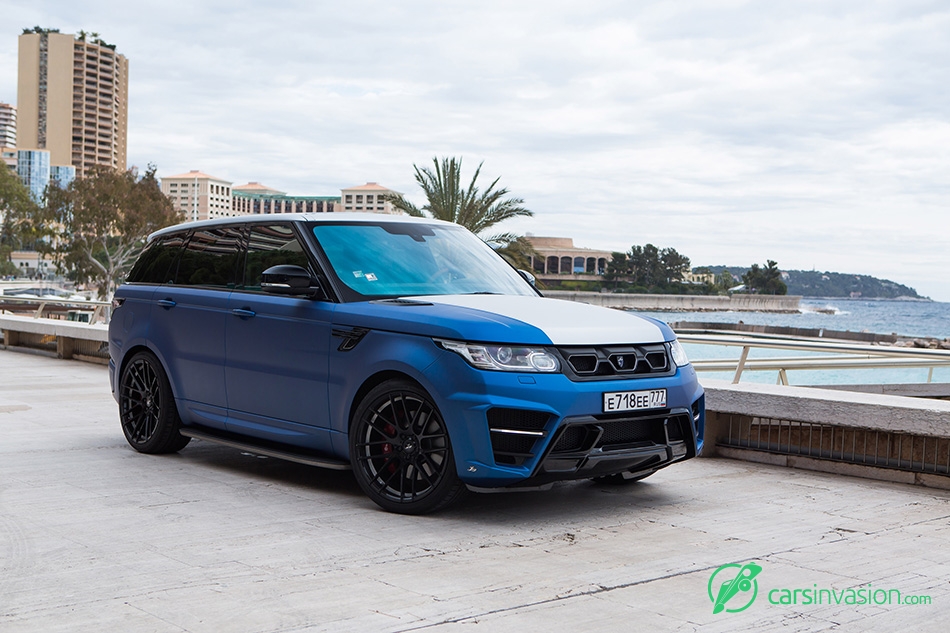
[{"xmin": 2, "ymin": 1, "xmax": 948, "ymax": 300}]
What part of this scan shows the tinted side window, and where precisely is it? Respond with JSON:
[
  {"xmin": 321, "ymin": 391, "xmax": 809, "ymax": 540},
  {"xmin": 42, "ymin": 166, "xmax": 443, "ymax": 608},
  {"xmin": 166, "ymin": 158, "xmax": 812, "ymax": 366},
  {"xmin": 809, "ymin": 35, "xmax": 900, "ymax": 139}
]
[
  {"xmin": 126, "ymin": 233, "xmax": 187, "ymax": 284},
  {"xmin": 173, "ymin": 226, "xmax": 244, "ymax": 289},
  {"xmin": 242, "ymin": 224, "xmax": 311, "ymax": 291}
]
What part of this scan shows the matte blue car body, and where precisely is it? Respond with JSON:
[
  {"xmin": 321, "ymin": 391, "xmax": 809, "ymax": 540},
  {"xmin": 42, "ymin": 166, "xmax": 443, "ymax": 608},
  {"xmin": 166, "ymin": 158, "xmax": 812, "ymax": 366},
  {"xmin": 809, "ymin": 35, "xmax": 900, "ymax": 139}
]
[{"xmin": 113, "ymin": 293, "xmax": 704, "ymax": 489}]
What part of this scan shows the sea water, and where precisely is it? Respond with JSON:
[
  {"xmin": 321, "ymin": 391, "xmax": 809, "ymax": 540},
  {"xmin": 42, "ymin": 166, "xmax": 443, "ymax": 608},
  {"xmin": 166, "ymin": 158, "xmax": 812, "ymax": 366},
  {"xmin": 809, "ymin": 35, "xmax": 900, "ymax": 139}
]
[{"xmin": 636, "ymin": 298, "xmax": 950, "ymax": 386}]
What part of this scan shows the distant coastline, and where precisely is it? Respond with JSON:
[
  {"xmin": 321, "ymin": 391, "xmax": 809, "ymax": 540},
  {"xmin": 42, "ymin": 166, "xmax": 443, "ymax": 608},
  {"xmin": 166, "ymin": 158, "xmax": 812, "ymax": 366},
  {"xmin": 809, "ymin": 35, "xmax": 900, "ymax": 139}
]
[{"xmin": 803, "ymin": 295, "xmax": 933, "ymax": 302}]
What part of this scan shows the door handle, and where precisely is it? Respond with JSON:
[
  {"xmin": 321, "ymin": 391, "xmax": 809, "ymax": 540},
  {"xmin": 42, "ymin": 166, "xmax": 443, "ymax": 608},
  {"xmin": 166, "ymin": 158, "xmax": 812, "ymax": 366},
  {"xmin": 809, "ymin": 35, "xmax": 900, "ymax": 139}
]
[
  {"xmin": 231, "ymin": 308, "xmax": 256, "ymax": 318},
  {"xmin": 157, "ymin": 298, "xmax": 176, "ymax": 309}
]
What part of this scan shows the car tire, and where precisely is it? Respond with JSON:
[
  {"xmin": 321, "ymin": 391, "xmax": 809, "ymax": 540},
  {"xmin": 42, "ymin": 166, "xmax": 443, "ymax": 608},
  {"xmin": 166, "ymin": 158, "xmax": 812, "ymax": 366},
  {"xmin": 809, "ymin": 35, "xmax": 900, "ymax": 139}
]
[
  {"xmin": 119, "ymin": 351, "xmax": 191, "ymax": 454},
  {"xmin": 350, "ymin": 379, "xmax": 466, "ymax": 514},
  {"xmin": 592, "ymin": 469, "xmax": 656, "ymax": 485}
]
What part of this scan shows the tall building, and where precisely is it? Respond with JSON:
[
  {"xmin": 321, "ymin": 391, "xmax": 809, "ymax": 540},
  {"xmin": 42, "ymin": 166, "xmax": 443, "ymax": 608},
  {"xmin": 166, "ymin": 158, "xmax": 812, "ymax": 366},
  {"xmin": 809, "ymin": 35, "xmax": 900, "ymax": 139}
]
[
  {"xmin": 161, "ymin": 170, "xmax": 234, "ymax": 222},
  {"xmin": 16, "ymin": 149, "xmax": 50, "ymax": 203},
  {"xmin": 0, "ymin": 102, "xmax": 16, "ymax": 147},
  {"xmin": 340, "ymin": 182, "xmax": 401, "ymax": 214},
  {"xmin": 50, "ymin": 164, "xmax": 76, "ymax": 189},
  {"xmin": 2, "ymin": 149, "xmax": 75, "ymax": 203},
  {"xmin": 17, "ymin": 28, "xmax": 128, "ymax": 176},
  {"xmin": 1, "ymin": 148, "xmax": 16, "ymax": 170}
]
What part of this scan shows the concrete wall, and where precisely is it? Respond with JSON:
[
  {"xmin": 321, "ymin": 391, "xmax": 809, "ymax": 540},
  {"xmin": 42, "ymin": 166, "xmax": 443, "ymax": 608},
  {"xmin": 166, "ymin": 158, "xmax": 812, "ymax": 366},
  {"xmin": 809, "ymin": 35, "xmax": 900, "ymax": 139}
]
[
  {"xmin": 543, "ymin": 290, "xmax": 802, "ymax": 313},
  {"xmin": 700, "ymin": 378, "xmax": 950, "ymax": 488}
]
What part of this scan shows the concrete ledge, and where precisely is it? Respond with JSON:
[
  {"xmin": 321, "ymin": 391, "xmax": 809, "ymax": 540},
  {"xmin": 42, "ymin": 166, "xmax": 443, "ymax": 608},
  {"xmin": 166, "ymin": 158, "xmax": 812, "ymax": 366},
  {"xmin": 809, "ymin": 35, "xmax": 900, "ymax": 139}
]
[
  {"xmin": 807, "ymin": 383, "xmax": 950, "ymax": 399},
  {"xmin": 1, "ymin": 314, "xmax": 109, "ymax": 361},
  {"xmin": 702, "ymin": 378, "xmax": 950, "ymax": 437},
  {"xmin": 543, "ymin": 290, "xmax": 802, "ymax": 312},
  {"xmin": 0, "ymin": 314, "xmax": 109, "ymax": 342}
]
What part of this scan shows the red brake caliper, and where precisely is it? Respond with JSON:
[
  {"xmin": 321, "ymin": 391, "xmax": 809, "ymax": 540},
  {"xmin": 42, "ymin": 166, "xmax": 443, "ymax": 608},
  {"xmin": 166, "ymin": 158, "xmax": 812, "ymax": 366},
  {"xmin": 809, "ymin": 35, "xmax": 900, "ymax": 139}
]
[{"xmin": 382, "ymin": 423, "xmax": 396, "ymax": 472}]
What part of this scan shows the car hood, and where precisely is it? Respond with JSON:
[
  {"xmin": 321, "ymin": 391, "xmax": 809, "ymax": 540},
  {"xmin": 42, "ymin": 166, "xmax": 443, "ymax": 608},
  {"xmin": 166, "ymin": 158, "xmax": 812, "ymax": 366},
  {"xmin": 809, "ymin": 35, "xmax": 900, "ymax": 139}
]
[{"xmin": 332, "ymin": 294, "xmax": 671, "ymax": 345}]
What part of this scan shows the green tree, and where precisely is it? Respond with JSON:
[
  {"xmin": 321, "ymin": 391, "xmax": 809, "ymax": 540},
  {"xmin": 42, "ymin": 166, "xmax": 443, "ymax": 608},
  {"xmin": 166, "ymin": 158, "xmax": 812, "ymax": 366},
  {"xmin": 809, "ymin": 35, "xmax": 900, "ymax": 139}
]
[
  {"xmin": 717, "ymin": 270, "xmax": 738, "ymax": 291},
  {"xmin": 607, "ymin": 243, "xmax": 691, "ymax": 291},
  {"xmin": 0, "ymin": 165, "xmax": 41, "ymax": 276},
  {"xmin": 386, "ymin": 157, "xmax": 535, "ymax": 265},
  {"xmin": 39, "ymin": 165, "xmax": 181, "ymax": 298},
  {"xmin": 742, "ymin": 260, "xmax": 787, "ymax": 295}
]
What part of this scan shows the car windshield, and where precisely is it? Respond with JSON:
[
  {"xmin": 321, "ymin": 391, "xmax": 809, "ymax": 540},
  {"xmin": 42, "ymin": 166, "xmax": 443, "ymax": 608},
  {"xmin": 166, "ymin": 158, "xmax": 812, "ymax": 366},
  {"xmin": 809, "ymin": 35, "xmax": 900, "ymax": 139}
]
[{"xmin": 310, "ymin": 221, "xmax": 537, "ymax": 300}]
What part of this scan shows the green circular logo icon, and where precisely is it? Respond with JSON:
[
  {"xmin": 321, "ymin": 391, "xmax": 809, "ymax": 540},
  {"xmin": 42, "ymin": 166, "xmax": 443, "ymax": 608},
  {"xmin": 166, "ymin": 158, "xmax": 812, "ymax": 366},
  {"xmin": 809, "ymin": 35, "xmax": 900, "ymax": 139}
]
[{"xmin": 708, "ymin": 562, "xmax": 761, "ymax": 614}]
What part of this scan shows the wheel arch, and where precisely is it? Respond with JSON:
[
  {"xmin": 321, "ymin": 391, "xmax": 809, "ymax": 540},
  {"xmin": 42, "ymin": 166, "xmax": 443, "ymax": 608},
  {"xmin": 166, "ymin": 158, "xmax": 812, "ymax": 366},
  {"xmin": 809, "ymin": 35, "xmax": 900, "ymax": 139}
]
[
  {"xmin": 117, "ymin": 343, "xmax": 180, "ymax": 401},
  {"xmin": 347, "ymin": 370, "xmax": 427, "ymax": 431}
]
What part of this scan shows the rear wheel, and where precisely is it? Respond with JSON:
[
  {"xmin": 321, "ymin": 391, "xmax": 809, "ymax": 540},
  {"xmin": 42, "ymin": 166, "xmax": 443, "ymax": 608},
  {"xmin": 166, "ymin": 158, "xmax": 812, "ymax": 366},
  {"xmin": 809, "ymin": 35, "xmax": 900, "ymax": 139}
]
[
  {"xmin": 119, "ymin": 351, "xmax": 190, "ymax": 454},
  {"xmin": 350, "ymin": 380, "xmax": 465, "ymax": 514}
]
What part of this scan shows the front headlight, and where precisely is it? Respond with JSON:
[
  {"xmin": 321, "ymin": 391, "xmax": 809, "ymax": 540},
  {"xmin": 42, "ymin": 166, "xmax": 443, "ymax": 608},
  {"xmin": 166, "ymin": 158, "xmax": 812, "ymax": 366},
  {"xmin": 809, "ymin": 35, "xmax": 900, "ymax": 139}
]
[
  {"xmin": 437, "ymin": 339, "xmax": 560, "ymax": 373},
  {"xmin": 668, "ymin": 339, "xmax": 690, "ymax": 367}
]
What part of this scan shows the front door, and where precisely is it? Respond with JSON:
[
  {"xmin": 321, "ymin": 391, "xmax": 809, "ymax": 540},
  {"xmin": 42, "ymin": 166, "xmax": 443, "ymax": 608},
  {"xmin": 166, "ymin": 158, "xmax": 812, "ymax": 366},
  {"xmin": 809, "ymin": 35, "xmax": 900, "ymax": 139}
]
[{"xmin": 224, "ymin": 223, "xmax": 335, "ymax": 450}]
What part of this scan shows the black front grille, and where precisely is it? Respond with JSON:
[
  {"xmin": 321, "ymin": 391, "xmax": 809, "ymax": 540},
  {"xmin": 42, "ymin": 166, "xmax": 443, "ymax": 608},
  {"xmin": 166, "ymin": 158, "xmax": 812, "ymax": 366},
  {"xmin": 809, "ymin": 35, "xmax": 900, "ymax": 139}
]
[
  {"xmin": 559, "ymin": 344, "xmax": 673, "ymax": 381},
  {"xmin": 569, "ymin": 354, "xmax": 598, "ymax": 373}
]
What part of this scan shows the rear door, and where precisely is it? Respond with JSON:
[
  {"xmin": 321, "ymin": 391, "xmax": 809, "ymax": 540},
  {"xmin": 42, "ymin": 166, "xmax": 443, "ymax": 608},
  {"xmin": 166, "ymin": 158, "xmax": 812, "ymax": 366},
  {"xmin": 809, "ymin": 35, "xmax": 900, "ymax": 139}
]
[{"xmin": 147, "ymin": 225, "xmax": 243, "ymax": 429}]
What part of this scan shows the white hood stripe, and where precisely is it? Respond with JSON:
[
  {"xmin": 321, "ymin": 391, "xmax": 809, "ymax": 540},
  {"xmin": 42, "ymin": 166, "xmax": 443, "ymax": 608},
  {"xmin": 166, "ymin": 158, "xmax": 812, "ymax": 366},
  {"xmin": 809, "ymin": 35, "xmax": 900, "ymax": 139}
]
[{"xmin": 418, "ymin": 295, "xmax": 667, "ymax": 345}]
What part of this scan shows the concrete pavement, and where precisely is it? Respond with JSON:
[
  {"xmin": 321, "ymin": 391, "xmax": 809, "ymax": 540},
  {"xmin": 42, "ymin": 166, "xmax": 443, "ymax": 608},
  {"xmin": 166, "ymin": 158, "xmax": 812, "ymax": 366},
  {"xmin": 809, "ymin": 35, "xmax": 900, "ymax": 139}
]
[{"xmin": 1, "ymin": 350, "xmax": 948, "ymax": 632}]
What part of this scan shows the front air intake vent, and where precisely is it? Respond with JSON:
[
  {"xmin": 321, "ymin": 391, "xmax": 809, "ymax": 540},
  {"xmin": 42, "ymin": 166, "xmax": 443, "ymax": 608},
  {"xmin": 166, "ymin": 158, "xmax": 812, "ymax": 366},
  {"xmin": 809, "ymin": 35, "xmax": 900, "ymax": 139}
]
[{"xmin": 487, "ymin": 408, "xmax": 551, "ymax": 467}]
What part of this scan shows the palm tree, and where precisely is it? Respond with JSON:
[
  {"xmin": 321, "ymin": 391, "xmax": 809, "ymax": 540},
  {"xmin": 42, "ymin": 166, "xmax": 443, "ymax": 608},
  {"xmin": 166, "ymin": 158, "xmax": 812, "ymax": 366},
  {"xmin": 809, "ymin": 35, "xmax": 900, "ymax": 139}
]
[{"xmin": 386, "ymin": 157, "xmax": 536, "ymax": 267}]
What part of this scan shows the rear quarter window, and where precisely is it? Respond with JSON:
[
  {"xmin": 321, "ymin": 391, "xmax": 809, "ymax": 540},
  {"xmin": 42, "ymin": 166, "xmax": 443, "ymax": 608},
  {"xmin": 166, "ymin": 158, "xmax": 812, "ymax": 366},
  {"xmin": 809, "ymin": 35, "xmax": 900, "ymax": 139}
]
[{"xmin": 125, "ymin": 233, "xmax": 188, "ymax": 284}]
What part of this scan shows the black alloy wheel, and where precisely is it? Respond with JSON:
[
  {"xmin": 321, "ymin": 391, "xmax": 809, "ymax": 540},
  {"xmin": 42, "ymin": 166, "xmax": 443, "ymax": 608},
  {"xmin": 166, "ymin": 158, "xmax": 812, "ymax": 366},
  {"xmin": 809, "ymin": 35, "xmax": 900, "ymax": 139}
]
[
  {"xmin": 350, "ymin": 379, "xmax": 465, "ymax": 514},
  {"xmin": 119, "ymin": 351, "xmax": 190, "ymax": 454}
]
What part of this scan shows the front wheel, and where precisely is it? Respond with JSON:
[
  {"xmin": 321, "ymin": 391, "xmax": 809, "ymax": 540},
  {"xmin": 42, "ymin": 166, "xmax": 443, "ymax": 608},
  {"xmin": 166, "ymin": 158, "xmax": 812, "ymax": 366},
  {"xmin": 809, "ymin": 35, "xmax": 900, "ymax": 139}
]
[
  {"xmin": 119, "ymin": 351, "xmax": 190, "ymax": 454},
  {"xmin": 349, "ymin": 379, "xmax": 465, "ymax": 514}
]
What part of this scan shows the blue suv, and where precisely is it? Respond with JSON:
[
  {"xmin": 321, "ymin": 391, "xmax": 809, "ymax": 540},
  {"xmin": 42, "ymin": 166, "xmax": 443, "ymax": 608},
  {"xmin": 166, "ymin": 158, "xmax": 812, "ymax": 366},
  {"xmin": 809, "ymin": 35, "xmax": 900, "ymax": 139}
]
[{"xmin": 109, "ymin": 214, "xmax": 704, "ymax": 513}]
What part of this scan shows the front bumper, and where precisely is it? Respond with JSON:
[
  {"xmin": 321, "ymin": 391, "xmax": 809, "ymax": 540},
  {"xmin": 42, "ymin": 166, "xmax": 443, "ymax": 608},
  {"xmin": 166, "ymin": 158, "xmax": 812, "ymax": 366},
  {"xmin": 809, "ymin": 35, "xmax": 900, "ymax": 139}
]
[
  {"xmin": 421, "ymin": 352, "xmax": 705, "ymax": 488},
  {"xmin": 520, "ymin": 407, "xmax": 698, "ymax": 487}
]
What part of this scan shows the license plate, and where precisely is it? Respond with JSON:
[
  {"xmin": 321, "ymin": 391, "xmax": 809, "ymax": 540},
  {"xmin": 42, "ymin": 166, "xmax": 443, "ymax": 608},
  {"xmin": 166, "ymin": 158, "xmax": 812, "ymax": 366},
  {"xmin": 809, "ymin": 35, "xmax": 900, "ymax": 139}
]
[{"xmin": 603, "ymin": 389, "xmax": 667, "ymax": 413}]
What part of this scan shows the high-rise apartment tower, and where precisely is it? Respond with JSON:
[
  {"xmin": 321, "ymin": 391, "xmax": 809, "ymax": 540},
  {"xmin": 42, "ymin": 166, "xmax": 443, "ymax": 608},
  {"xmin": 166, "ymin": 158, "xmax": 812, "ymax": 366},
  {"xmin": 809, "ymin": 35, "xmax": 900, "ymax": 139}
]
[
  {"xmin": 16, "ymin": 29, "xmax": 128, "ymax": 176},
  {"xmin": 0, "ymin": 102, "xmax": 16, "ymax": 147}
]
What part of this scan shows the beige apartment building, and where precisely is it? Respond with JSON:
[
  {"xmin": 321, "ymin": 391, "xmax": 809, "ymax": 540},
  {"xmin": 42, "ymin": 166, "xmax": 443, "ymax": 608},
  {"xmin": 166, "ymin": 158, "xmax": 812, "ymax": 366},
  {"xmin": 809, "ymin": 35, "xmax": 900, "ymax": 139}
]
[
  {"xmin": 17, "ymin": 29, "xmax": 128, "ymax": 176},
  {"xmin": 1, "ymin": 148, "xmax": 16, "ymax": 170},
  {"xmin": 159, "ymin": 172, "xmax": 404, "ymax": 221},
  {"xmin": 340, "ymin": 182, "xmax": 401, "ymax": 214},
  {"xmin": 0, "ymin": 102, "xmax": 15, "ymax": 148},
  {"xmin": 161, "ymin": 171, "xmax": 234, "ymax": 222}
]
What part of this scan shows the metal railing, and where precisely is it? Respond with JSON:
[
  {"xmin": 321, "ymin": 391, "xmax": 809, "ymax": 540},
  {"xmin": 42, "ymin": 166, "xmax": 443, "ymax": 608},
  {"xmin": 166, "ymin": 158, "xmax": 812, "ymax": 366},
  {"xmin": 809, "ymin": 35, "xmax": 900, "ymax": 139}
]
[
  {"xmin": 717, "ymin": 413, "xmax": 950, "ymax": 476},
  {"xmin": 678, "ymin": 331, "xmax": 950, "ymax": 384},
  {"xmin": 0, "ymin": 295, "xmax": 111, "ymax": 324}
]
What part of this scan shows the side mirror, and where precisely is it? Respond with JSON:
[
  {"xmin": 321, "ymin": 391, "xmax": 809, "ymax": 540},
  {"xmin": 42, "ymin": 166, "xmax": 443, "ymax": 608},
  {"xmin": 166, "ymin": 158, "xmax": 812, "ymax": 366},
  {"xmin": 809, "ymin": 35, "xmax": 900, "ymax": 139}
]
[
  {"xmin": 517, "ymin": 269, "xmax": 537, "ymax": 287},
  {"xmin": 261, "ymin": 265, "xmax": 326, "ymax": 299}
]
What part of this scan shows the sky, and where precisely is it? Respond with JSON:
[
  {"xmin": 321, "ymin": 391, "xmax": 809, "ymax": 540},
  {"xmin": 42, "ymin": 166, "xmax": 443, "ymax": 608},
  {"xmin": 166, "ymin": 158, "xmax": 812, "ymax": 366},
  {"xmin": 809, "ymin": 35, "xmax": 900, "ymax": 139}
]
[{"xmin": 2, "ymin": 1, "xmax": 948, "ymax": 300}]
